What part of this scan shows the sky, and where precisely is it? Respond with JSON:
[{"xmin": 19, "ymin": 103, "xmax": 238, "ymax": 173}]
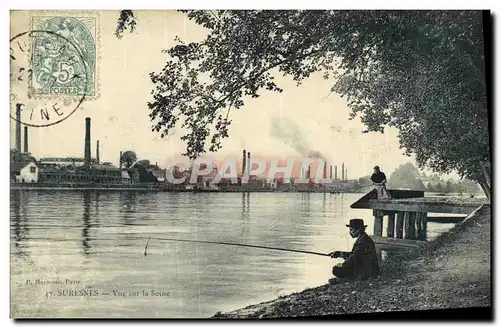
[{"xmin": 10, "ymin": 10, "xmax": 457, "ymax": 180}]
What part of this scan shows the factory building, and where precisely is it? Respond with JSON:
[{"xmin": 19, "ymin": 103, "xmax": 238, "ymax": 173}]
[
  {"xmin": 29, "ymin": 117, "xmax": 122, "ymax": 184},
  {"xmin": 11, "ymin": 110, "xmax": 165, "ymax": 186},
  {"xmin": 15, "ymin": 161, "xmax": 38, "ymax": 183},
  {"xmin": 10, "ymin": 116, "xmax": 38, "ymax": 182},
  {"xmin": 39, "ymin": 157, "xmax": 97, "ymax": 167}
]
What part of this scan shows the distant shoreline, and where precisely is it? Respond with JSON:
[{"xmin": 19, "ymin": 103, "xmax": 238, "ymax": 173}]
[
  {"xmin": 9, "ymin": 184, "xmax": 364, "ymax": 193},
  {"xmin": 10, "ymin": 185, "xmax": 159, "ymax": 192}
]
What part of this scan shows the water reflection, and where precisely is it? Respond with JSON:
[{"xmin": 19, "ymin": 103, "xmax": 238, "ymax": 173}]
[
  {"xmin": 82, "ymin": 192, "xmax": 91, "ymax": 255},
  {"xmin": 11, "ymin": 190, "xmax": 29, "ymax": 256},
  {"xmin": 301, "ymin": 192, "xmax": 310, "ymax": 213},
  {"xmin": 241, "ymin": 192, "xmax": 250, "ymax": 220},
  {"xmin": 241, "ymin": 192, "xmax": 250, "ymax": 240},
  {"xmin": 120, "ymin": 191, "xmax": 138, "ymax": 224},
  {"xmin": 322, "ymin": 192, "xmax": 327, "ymax": 214},
  {"xmin": 12, "ymin": 191, "xmax": 452, "ymax": 318},
  {"xmin": 95, "ymin": 191, "xmax": 100, "ymax": 220}
]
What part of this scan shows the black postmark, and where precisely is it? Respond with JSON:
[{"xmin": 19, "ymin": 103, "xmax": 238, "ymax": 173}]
[{"xmin": 10, "ymin": 30, "xmax": 89, "ymax": 128}]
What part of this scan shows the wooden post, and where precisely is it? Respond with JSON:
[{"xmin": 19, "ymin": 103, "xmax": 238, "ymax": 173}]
[
  {"xmin": 395, "ymin": 212, "xmax": 404, "ymax": 239},
  {"xmin": 415, "ymin": 212, "xmax": 423, "ymax": 240},
  {"xmin": 421, "ymin": 212, "xmax": 428, "ymax": 241},
  {"xmin": 387, "ymin": 212, "xmax": 395, "ymax": 238},
  {"xmin": 408, "ymin": 212, "xmax": 416, "ymax": 240},
  {"xmin": 374, "ymin": 210, "xmax": 383, "ymax": 236},
  {"xmin": 404, "ymin": 211, "xmax": 411, "ymax": 239}
]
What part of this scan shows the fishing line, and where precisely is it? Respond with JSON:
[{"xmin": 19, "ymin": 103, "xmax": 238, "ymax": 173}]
[{"xmin": 143, "ymin": 236, "xmax": 332, "ymax": 257}]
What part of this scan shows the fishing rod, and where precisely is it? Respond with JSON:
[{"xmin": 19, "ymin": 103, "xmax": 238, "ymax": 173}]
[{"xmin": 143, "ymin": 237, "xmax": 332, "ymax": 257}]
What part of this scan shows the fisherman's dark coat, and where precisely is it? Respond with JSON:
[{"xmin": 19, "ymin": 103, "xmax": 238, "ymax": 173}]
[{"xmin": 333, "ymin": 232, "xmax": 379, "ymax": 280}]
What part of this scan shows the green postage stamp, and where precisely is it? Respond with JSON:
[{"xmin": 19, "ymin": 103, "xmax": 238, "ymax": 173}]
[{"xmin": 30, "ymin": 13, "xmax": 99, "ymax": 98}]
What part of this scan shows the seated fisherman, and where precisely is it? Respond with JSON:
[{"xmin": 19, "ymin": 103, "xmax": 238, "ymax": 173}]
[
  {"xmin": 371, "ymin": 165, "xmax": 391, "ymax": 199},
  {"xmin": 328, "ymin": 219, "xmax": 379, "ymax": 284}
]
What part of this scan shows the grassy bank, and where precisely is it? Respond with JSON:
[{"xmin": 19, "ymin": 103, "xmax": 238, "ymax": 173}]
[{"xmin": 213, "ymin": 205, "xmax": 491, "ymax": 318}]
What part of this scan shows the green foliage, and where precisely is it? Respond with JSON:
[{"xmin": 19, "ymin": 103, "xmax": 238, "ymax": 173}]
[
  {"xmin": 121, "ymin": 150, "xmax": 137, "ymax": 169},
  {"xmin": 120, "ymin": 10, "xmax": 490, "ymax": 195},
  {"xmin": 426, "ymin": 177, "xmax": 479, "ymax": 194},
  {"xmin": 137, "ymin": 159, "xmax": 151, "ymax": 168},
  {"xmin": 414, "ymin": 179, "xmax": 426, "ymax": 191},
  {"xmin": 358, "ymin": 175, "xmax": 371, "ymax": 186},
  {"xmin": 130, "ymin": 166, "xmax": 158, "ymax": 183},
  {"xmin": 459, "ymin": 179, "xmax": 481, "ymax": 193},
  {"xmin": 445, "ymin": 180, "xmax": 453, "ymax": 193},
  {"xmin": 115, "ymin": 10, "xmax": 136, "ymax": 39},
  {"xmin": 387, "ymin": 163, "xmax": 425, "ymax": 190}
]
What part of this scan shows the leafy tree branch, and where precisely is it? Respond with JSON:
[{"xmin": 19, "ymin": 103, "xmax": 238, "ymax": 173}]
[{"xmin": 117, "ymin": 10, "xmax": 490, "ymax": 197}]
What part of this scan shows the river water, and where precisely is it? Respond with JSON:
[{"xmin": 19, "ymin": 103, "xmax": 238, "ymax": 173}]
[{"xmin": 10, "ymin": 190, "xmax": 454, "ymax": 318}]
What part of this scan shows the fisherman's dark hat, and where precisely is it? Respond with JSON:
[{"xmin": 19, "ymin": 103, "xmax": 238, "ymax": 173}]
[
  {"xmin": 373, "ymin": 165, "xmax": 380, "ymax": 170},
  {"xmin": 346, "ymin": 219, "xmax": 368, "ymax": 229}
]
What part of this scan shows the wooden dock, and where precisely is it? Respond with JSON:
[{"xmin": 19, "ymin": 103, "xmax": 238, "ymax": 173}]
[{"xmin": 350, "ymin": 189, "xmax": 488, "ymax": 253}]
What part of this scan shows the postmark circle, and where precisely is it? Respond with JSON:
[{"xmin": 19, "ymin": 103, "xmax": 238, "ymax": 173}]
[{"xmin": 10, "ymin": 30, "xmax": 89, "ymax": 128}]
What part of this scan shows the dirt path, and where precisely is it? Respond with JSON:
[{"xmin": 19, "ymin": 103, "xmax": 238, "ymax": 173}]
[{"xmin": 214, "ymin": 205, "xmax": 490, "ymax": 318}]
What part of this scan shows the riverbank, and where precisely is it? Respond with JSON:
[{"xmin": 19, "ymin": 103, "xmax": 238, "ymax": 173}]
[{"xmin": 213, "ymin": 204, "xmax": 491, "ymax": 318}]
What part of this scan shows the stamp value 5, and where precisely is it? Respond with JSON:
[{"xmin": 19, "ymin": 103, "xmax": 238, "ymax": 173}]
[{"xmin": 30, "ymin": 15, "xmax": 98, "ymax": 98}]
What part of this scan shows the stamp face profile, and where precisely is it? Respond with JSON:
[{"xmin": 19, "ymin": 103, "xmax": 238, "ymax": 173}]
[
  {"xmin": 30, "ymin": 16, "xmax": 97, "ymax": 98},
  {"xmin": 10, "ymin": 30, "xmax": 88, "ymax": 127},
  {"xmin": 10, "ymin": 12, "xmax": 99, "ymax": 128}
]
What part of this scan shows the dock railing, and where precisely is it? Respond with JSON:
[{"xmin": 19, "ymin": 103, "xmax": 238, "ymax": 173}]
[{"xmin": 350, "ymin": 189, "xmax": 488, "ymax": 258}]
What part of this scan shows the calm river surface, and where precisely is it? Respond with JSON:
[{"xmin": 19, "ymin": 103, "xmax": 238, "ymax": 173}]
[{"xmin": 10, "ymin": 190, "xmax": 454, "ymax": 318}]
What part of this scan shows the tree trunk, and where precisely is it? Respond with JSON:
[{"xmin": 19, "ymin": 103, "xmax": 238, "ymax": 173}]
[
  {"xmin": 480, "ymin": 161, "xmax": 491, "ymax": 188},
  {"xmin": 478, "ymin": 179, "xmax": 490, "ymax": 199}
]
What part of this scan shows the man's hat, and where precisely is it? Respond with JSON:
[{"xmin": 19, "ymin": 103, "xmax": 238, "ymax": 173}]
[
  {"xmin": 373, "ymin": 165, "xmax": 380, "ymax": 170},
  {"xmin": 346, "ymin": 218, "xmax": 368, "ymax": 229}
]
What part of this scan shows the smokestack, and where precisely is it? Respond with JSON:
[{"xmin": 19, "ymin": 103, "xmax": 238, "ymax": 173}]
[
  {"xmin": 242, "ymin": 150, "xmax": 246, "ymax": 177},
  {"xmin": 15, "ymin": 104, "xmax": 21, "ymax": 151},
  {"xmin": 247, "ymin": 152, "xmax": 251, "ymax": 177},
  {"xmin": 96, "ymin": 140, "xmax": 100, "ymax": 164},
  {"xmin": 345, "ymin": 169, "xmax": 347, "ymax": 181},
  {"xmin": 330, "ymin": 165, "xmax": 332, "ymax": 179},
  {"xmin": 342, "ymin": 163, "xmax": 345, "ymax": 181},
  {"xmin": 84, "ymin": 117, "xmax": 91, "ymax": 166},
  {"xmin": 119, "ymin": 151, "xmax": 123, "ymax": 169},
  {"xmin": 307, "ymin": 165, "xmax": 311, "ymax": 179},
  {"xmin": 23, "ymin": 126, "xmax": 28, "ymax": 153},
  {"xmin": 335, "ymin": 165, "xmax": 338, "ymax": 180}
]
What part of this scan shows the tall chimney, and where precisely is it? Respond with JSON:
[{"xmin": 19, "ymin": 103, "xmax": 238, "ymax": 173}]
[
  {"xmin": 307, "ymin": 165, "xmax": 311, "ymax": 179},
  {"xmin": 335, "ymin": 165, "xmax": 338, "ymax": 180},
  {"xmin": 119, "ymin": 151, "xmax": 123, "ymax": 169},
  {"xmin": 84, "ymin": 117, "xmax": 91, "ymax": 166},
  {"xmin": 323, "ymin": 161, "xmax": 327, "ymax": 179},
  {"xmin": 342, "ymin": 163, "xmax": 345, "ymax": 181},
  {"xmin": 330, "ymin": 165, "xmax": 332, "ymax": 179},
  {"xmin": 247, "ymin": 152, "xmax": 251, "ymax": 177},
  {"xmin": 23, "ymin": 126, "xmax": 28, "ymax": 153},
  {"xmin": 15, "ymin": 104, "xmax": 22, "ymax": 151},
  {"xmin": 242, "ymin": 150, "xmax": 246, "ymax": 177},
  {"xmin": 345, "ymin": 169, "xmax": 347, "ymax": 181},
  {"xmin": 96, "ymin": 140, "xmax": 100, "ymax": 164}
]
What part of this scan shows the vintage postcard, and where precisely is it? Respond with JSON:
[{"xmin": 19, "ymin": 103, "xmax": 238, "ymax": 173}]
[{"xmin": 9, "ymin": 10, "xmax": 491, "ymax": 319}]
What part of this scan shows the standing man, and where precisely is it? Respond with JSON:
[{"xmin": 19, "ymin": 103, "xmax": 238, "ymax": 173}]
[
  {"xmin": 371, "ymin": 165, "xmax": 391, "ymax": 199},
  {"xmin": 328, "ymin": 219, "xmax": 379, "ymax": 284}
]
